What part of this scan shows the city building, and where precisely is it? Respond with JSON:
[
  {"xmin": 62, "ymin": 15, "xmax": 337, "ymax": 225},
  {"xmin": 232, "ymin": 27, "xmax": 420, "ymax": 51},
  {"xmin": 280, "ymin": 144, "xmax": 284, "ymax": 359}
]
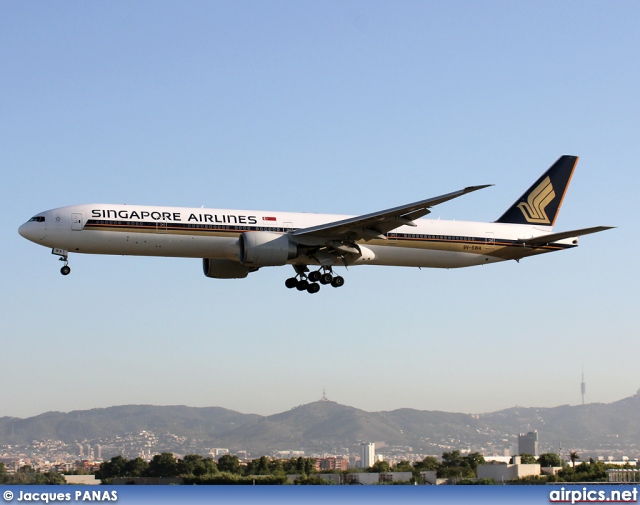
[
  {"xmin": 209, "ymin": 448, "xmax": 229, "ymax": 459},
  {"xmin": 607, "ymin": 469, "xmax": 640, "ymax": 483},
  {"xmin": 345, "ymin": 472, "xmax": 380, "ymax": 485},
  {"xmin": 64, "ymin": 475, "xmax": 100, "ymax": 485},
  {"xmin": 477, "ymin": 456, "xmax": 541, "ymax": 481},
  {"xmin": 360, "ymin": 443, "xmax": 375, "ymax": 469},
  {"xmin": 419, "ymin": 471, "xmax": 441, "ymax": 485},
  {"xmin": 287, "ymin": 473, "xmax": 342, "ymax": 484},
  {"xmin": 379, "ymin": 472, "xmax": 412, "ymax": 483},
  {"xmin": 518, "ymin": 431, "xmax": 539, "ymax": 457},
  {"xmin": 315, "ymin": 457, "xmax": 348, "ymax": 471}
]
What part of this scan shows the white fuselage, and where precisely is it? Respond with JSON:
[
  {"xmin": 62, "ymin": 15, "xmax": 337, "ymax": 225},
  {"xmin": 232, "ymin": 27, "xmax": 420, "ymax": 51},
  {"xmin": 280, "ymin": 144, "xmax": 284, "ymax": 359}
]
[{"xmin": 18, "ymin": 203, "xmax": 575, "ymax": 269}]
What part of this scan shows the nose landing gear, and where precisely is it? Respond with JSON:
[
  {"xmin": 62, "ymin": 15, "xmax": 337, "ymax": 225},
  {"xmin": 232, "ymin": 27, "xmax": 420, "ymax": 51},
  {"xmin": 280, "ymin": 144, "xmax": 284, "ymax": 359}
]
[
  {"xmin": 60, "ymin": 262, "xmax": 71, "ymax": 276},
  {"xmin": 52, "ymin": 248, "xmax": 71, "ymax": 276}
]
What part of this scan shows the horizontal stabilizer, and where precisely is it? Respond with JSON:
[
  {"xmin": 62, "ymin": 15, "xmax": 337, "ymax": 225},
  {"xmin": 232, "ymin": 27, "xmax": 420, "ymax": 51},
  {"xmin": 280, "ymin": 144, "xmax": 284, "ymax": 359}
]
[{"xmin": 518, "ymin": 226, "xmax": 615, "ymax": 246}]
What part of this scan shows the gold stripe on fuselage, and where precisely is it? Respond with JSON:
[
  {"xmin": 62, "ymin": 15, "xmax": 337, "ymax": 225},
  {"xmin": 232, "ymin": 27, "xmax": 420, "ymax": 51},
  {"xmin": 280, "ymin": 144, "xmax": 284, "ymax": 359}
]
[{"xmin": 84, "ymin": 223, "xmax": 565, "ymax": 261}]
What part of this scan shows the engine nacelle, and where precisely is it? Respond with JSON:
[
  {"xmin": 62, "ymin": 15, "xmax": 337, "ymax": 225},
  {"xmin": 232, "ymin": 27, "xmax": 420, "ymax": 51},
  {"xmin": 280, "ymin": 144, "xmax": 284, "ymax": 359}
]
[
  {"xmin": 350, "ymin": 245, "xmax": 376, "ymax": 264},
  {"xmin": 203, "ymin": 258, "xmax": 254, "ymax": 279},
  {"xmin": 240, "ymin": 231, "xmax": 298, "ymax": 266}
]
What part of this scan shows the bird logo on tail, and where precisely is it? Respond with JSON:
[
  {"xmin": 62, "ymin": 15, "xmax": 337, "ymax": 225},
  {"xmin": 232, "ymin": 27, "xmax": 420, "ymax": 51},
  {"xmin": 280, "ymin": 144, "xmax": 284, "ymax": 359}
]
[{"xmin": 517, "ymin": 176, "xmax": 555, "ymax": 224}]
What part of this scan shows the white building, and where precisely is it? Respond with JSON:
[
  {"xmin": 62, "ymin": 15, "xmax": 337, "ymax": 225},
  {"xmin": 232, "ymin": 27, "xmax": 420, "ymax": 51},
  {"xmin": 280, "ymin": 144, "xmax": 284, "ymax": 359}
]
[
  {"xmin": 64, "ymin": 475, "xmax": 100, "ymax": 485},
  {"xmin": 380, "ymin": 472, "xmax": 412, "ymax": 483},
  {"xmin": 607, "ymin": 469, "xmax": 640, "ymax": 483},
  {"xmin": 209, "ymin": 448, "xmax": 229, "ymax": 458},
  {"xmin": 477, "ymin": 457, "xmax": 541, "ymax": 482},
  {"xmin": 360, "ymin": 443, "xmax": 375, "ymax": 469},
  {"xmin": 345, "ymin": 472, "xmax": 380, "ymax": 485}
]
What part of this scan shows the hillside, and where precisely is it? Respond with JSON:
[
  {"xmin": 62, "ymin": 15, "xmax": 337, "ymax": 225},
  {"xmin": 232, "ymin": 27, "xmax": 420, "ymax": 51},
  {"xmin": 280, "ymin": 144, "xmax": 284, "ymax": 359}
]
[
  {"xmin": 0, "ymin": 405, "xmax": 260, "ymax": 445},
  {"xmin": 1, "ymin": 395, "xmax": 639, "ymax": 456}
]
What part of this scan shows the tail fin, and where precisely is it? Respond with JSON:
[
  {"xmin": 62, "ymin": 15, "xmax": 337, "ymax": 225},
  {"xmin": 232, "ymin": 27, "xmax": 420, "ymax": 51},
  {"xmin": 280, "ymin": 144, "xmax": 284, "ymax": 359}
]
[{"xmin": 495, "ymin": 155, "xmax": 578, "ymax": 226}]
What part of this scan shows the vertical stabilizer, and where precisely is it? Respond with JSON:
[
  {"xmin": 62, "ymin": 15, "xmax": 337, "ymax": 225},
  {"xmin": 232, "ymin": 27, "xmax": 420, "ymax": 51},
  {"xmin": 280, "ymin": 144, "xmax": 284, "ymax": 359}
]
[{"xmin": 496, "ymin": 155, "xmax": 578, "ymax": 226}]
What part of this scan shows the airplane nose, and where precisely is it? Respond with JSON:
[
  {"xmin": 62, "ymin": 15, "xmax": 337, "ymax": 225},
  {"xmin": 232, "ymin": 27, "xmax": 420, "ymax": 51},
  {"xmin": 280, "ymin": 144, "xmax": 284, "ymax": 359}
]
[
  {"xmin": 18, "ymin": 222, "xmax": 29, "ymax": 239},
  {"xmin": 19, "ymin": 214, "xmax": 49, "ymax": 244},
  {"xmin": 18, "ymin": 221, "xmax": 41, "ymax": 242}
]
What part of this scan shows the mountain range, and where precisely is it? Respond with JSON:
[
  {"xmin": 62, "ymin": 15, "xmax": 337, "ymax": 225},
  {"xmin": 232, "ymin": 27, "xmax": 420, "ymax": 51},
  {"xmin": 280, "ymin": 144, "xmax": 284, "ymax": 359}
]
[{"xmin": 1, "ymin": 394, "xmax": 639, "ymax": 457}]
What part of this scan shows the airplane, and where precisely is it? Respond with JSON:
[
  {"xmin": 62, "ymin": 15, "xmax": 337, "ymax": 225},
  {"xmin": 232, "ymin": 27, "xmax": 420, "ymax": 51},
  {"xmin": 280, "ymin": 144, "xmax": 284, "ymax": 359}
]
[{"xmin": 18, "ymin": 155, "xmax": 613, "ymax": 294}]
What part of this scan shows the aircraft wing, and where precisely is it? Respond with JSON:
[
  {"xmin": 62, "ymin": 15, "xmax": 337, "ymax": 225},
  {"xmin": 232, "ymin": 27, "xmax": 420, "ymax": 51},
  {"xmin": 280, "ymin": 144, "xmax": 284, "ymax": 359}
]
[
  {"xmin": 517, "ymin": 226, "xmax": 615, "ymax": 246},
  {"xmin": 292, "ymin": 184, "xmax": 492, "ymax": 243}
]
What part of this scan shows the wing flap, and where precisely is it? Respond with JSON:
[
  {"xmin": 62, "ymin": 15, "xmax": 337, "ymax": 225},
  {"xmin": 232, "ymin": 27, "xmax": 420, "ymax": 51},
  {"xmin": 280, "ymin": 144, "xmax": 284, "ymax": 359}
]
[{"xmin": 292, "ymin": 184, "xmax": 492, "ymax": 242}]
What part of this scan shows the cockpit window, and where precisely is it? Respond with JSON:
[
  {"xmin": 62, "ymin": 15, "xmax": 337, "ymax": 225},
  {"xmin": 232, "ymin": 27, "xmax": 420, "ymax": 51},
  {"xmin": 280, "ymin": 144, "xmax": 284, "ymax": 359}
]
[{"xmin": 28, "ymin": 216, "xmax": 45, "ymax": 222}]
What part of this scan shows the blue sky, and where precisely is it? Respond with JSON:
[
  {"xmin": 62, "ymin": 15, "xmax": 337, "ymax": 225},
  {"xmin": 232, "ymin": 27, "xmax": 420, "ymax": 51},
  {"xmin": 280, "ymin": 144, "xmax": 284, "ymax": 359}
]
[{"xmin": 1, "ymin": 1, "xmax": 637, "ymax": 419}]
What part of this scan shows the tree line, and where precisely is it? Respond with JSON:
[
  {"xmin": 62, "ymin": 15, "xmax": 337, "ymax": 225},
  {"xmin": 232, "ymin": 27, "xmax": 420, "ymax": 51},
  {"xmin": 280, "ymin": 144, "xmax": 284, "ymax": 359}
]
[
  {"xmin": 97, "ymin": 450, "xmax": 635, "ymax": 484},
  {"xmin": 95, "ymin": 451, "xmax": 488, "ymax": 484},
  {"xmin": 96, "ymin": 453, "xmax": 319, "ymax": 484},
  {"xmin": 5, "ymin": 449, "xmax": 632, "ymax": 485}
]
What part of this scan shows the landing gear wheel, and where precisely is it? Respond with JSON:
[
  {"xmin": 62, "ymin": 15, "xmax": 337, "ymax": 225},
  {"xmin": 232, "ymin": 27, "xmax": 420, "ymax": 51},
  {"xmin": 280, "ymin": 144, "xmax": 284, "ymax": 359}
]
[
  {"xmin": 331, "ymin": 276, "xmax": 344, "ymax": 288},
  {"xmin": 60, "ymin": 265, "xmax": 71, "ymax": 276},
  {"xmin": 308, "ymin": 271, "xmax": 321, "ymax": 282},
  {"xmin": 319, "ymin": 273, "xmax": 333, "ymax": 285},
  {"xmin": 285, "ymin": 277, "xmax": 298, "ymax": 289},
  {"xmin": 296, "ymin": 279, "xmax": 309, "ymax": 291},
  {"xmin": 307, "ymin": 282, "xmax": 320, "ymax": 294}
]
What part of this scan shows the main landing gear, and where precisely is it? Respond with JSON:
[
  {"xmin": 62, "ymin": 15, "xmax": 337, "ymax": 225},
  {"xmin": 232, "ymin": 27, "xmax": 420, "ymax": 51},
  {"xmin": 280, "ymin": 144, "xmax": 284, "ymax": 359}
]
[{"xmin": 285, "ymin": 267, "xmax": 345, "ymax": 294}]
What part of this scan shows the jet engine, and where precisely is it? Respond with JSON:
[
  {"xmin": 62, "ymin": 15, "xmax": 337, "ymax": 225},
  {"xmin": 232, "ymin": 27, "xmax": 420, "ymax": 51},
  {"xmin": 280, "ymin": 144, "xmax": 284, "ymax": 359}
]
[
  {"xmin": 203, "ymin": 258, "xmax": 255, "ymax": 279},
  {"xmin": 240, "ymin": 231, "xmax": 298, "ymax": 266}
]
